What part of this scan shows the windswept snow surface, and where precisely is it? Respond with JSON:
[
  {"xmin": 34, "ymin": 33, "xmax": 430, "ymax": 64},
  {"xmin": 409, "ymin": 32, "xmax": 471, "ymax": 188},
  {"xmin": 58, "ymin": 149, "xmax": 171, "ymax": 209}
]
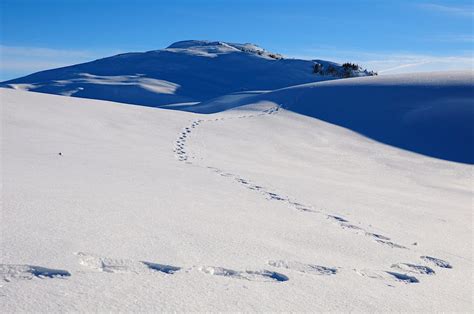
[
  {"xmin": 0, "ymin": 40, "xmax": 372, "ymax": 108},
  {"xmin": 1, "ymin": 71, "xmax": 472, "ymax": 311}
]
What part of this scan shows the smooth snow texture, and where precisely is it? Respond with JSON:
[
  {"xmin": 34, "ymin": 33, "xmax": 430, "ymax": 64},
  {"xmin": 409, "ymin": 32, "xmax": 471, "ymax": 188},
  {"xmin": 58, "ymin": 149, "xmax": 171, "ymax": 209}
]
[{"xmin": 1, "ymin": 78, "xmax": 472, "ymax": 311}]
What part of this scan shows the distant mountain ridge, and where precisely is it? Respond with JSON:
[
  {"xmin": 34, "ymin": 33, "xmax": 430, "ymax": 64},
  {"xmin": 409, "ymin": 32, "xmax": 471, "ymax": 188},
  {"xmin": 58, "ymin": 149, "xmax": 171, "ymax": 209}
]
[{"xmin": 0, "ymin": 40, "xmax": 374, "ymax": 107}]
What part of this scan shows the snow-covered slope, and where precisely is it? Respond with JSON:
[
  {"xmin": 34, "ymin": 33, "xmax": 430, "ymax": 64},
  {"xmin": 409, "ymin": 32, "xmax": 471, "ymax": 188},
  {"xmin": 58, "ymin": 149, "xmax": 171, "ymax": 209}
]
[
  {"xmin": 170, "ymin": 71, "xmax": 474, "ymax": 164},
  {"xmin": 0, "ymin": 40, "xmax": 373, "ymax": 107},
  {"xmin": 1, "ymin": 82, "xmax": 472, "ymax": 311},
  {"xmin": 276, "ymin": 71, "xmax": 474, "ymax": 164}
]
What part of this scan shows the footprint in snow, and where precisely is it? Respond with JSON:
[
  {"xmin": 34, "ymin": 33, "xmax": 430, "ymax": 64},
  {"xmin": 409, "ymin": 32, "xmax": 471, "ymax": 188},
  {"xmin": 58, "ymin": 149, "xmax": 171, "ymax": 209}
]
[
  {"xmin": 288, "ymin": 201, "xmax": 315, "ymax": 212},
  {"xmin": 198, "ymin": 266, "xmax": 288, "ymax": 282},
  {"xmin": 420, "ymin": 256, "xmax": 452, "ymax": 269},
  {"xmin": 365, "ymin": 232, "xmax": 391, "ymax": 241},
  {"xmin": 0, "ymin": 264, "xmax": 70, "ymax": 282},
  {"xmin": 75, "ymin": 252, "xmax": 181, "ymax": 274},
  {"xmin": 142, "ymin": 262, "xmax": 181, "ymax": 274},
  {"xmin": 327, "ymin": 215, "xmax": 349, "ymax": 223},
  {"xmin": 339, "ymin": 222, "xmax": 363, "ymax": 230},
  {"xmin": 267, "ymin": 192, "xmax": 287, "ymax": 201},
  {"xmin": 219, "ymin": 172, "xmax": 233, "ymax": 177},
  {"xmin": 354, "ymin": 269, "xmax": 419, "ymax": 284},
  {"xmin": 268, "ymin": 260, "xmax": 337, "ymax": 275},
  {"xmin": 391, "ymin": 263, "xmax": 435, "ymax": 275},
  {"xmin": 327, "ymin": 215, "xmax": 364, "ymax": 230},
  {"xmin": 385, "ymin": 271, "xmax": 419, "ymax": 283},
  {"xmin": 374, "ymin": 239, "xmax": 407, "ymax": 249},
  {"xmin": 235, "ymin": 178, "xmax": 248, "ymax": 185},
  {"xmin": 326, "ymin": 215, "xmax": 407, "ymax": 249}
]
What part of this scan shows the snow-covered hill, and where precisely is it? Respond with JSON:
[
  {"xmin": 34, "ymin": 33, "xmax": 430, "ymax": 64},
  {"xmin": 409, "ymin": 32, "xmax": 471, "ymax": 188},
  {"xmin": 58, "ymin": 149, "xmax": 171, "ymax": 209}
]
[
  {"xmin": 2, "ymin": 42, "xmax": 470, "ymax": 164},
  {"xmin": 0, "ymin": 40, "xmax": 374, "ymax": 107},
  {"xmin": 1, "ymin": 71, "xmax": 472, "ymax": 311},
  {"xmin": 175, "ymin": 71, "xmax": 474, "ymax": 164}
]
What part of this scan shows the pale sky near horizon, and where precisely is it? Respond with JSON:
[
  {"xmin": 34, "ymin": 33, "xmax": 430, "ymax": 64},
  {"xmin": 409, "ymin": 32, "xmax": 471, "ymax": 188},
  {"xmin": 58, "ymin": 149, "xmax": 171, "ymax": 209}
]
[{"xmin": 1, "ymin": 0, "xmax": 473, "ymax": 80}]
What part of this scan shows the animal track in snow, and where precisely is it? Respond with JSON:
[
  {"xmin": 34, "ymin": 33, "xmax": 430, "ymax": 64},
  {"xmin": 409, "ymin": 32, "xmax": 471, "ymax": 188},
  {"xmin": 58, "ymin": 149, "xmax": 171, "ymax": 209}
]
[
  {"xmin": 420, "ymin": 256, "xmax": 452, "ymax": 269},
  {"xmin": 0, "ymin": 264, "xmax": 70, "ymax": 282},
  {"xmin": 198, "ymin": 266, "xmax": 288, "ymax": 282},
  {"xmin": 391, "ymin": 263, "xmax": 435, "ymax": 275},
  {"xmin": 268, "ymin": 260, "xmax": 337, "ymax": 275},
  {"xmin": 75, "ymin": 252, "xmax": 181, "ymax": 274}
]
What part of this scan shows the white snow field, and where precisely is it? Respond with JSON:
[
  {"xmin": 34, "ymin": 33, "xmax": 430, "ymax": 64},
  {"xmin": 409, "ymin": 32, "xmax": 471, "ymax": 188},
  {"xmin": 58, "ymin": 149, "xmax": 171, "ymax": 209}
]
[{"xmin": 1, "ymin": 70, "xmax": 473, "ymax": 312}]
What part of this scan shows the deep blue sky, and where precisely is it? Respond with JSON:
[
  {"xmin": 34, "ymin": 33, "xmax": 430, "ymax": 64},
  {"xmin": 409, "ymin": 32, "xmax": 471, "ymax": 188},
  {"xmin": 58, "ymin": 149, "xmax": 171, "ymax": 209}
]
[{"xmin": 1, "ymin": 0, "xmax": 473, "ymax": 80}]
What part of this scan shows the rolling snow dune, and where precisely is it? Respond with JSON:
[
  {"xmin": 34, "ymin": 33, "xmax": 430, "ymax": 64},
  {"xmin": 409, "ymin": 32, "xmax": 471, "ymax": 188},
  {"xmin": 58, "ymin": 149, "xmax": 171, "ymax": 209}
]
[
  {"xmin": 1, "ymin": 88, "xmax": 472, "ymax": 311},
  {"xmin": 177, "ymin": 71, "xmax": 474, "ymax": 164}
]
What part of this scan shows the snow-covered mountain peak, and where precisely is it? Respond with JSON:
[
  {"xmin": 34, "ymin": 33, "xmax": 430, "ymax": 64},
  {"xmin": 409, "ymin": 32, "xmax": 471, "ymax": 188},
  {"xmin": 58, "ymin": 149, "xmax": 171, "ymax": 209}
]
[
  {"xmin": 166, "ymin": 40, "xmax": 236, "ymax": 49},
  {"xmin": 0, "ymin": 39, "xmax": 375, "ymax": 107},
  {"xmin": 165, "ymin": 40, "xmax": 281, "ymax": 59}
]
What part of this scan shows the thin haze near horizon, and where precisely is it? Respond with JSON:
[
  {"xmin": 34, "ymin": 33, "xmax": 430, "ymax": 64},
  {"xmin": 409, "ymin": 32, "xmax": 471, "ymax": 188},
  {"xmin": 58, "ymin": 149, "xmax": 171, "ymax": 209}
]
[{"xmin": 1, "ymin": 0, "xmax": 473, "ymax": 81}]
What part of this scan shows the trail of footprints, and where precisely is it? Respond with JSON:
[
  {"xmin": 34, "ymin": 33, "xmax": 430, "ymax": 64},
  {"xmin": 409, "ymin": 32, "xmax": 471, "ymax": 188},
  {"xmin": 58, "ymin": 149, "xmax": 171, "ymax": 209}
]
[
  {"xmin": 73, "ymin": 252, "xmax": 288, "ymax": 282},
  {"xmin": 0, "ymin": 106, "xmax": 454, "ymax": 286},
  {"xmin": 0, "ymin": 264, "xmax": 70, "ymax": 282},
  {"xmin": 174, "ymin": 105, "xmax": 409, "ymax": 250},
  {"xmin": 174, "ymin": 106, "xmax": 280, "ymax": 162},
  {"xmin": 75, "ymin": 252, "xmax": 181, "ymax": 274},
  {"xmin": 169, "ymin": 105, "xmax": 457, "ymax": 285},
  {"xmin": 206, "ymin": 169, "xmax": 409, "ymax": 250},
  {"xmin": 0, "ymin": 254, "xmax": 452, "ymax": 285}
]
